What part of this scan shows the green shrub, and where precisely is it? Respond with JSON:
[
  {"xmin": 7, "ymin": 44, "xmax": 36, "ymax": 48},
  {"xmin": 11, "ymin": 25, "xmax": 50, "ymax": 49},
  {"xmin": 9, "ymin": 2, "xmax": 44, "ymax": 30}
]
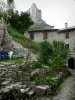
[
  {"xmin": 39, "ymin": 41, "xmax": 53, "ymax": 65},
  {"xmin": 51, "ymin": 41, "xmax": 69, "ymax": 69},
  {"xmin": 38, "ymin": 40, "xmax": 69, "ymax": 69},
  {"xmin": 32, "ymin": 60, "xmax": 42, "ymax": 69},
  {"xmin": 35, "ymin": 72, "xmax": 58, "ymax": 85}
]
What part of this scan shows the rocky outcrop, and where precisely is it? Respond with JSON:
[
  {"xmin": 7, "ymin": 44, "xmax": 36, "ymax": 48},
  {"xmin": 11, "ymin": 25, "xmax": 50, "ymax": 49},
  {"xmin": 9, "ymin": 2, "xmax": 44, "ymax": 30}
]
[{"xmin": 0, "ymin": 19, "xmax": 37, "ymax": 59}]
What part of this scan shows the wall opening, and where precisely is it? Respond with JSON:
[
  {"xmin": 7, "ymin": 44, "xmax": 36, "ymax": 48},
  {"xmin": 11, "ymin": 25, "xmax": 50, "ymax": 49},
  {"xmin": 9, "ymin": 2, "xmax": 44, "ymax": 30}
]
[{"xmin": 68, "ymin": 58, "xmax": 74, "ymax": 69}]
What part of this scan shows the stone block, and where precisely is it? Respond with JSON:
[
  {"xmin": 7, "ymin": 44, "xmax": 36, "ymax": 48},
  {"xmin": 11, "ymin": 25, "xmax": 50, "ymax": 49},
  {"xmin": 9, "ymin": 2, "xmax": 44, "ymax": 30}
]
[
  {"xmin": 28, "ymin": 90, "xmax": 35, "ymax": 98},
  {"xmin": 35, "ymin": 85, "xmax": 49, "ymax": 96}
]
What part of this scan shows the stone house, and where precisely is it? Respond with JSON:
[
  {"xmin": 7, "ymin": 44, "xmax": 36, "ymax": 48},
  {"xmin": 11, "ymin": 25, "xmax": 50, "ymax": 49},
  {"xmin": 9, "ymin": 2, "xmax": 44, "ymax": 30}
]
[
  {"xmin": 27, "ymin": 24, "xmax": 75, "ymax": 69},
  {"xmin": 25, "ymin": 3, "xmax": 75, "ymax": 69}
]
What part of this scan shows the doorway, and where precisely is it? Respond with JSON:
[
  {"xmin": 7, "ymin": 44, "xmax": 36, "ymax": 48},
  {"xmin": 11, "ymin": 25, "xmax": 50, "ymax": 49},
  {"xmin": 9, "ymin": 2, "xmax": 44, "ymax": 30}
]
[{"xmin": 68, "ymin": 58, "xmax": 74, "ymax": 69}]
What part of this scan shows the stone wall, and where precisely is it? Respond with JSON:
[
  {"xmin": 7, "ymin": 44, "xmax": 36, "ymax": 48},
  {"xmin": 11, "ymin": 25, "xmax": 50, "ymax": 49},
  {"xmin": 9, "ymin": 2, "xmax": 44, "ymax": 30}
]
[{"xmin": 0, "ymin": 62, "xmax": 64, "ymax": 100}]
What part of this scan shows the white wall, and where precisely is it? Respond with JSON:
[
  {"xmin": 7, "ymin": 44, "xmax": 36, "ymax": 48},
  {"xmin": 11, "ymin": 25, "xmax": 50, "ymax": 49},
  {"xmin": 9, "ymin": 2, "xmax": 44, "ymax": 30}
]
[
  {"xmin": 58, "ymin": 30, "xmax": 75, "ymax": 58},
  {"xmin": 47, "ymin": 31, "xmax": 58, "ymax": 43},
  {"xmin": 34, "ymin": 32, "xmax": 43, "ymax": 42}
]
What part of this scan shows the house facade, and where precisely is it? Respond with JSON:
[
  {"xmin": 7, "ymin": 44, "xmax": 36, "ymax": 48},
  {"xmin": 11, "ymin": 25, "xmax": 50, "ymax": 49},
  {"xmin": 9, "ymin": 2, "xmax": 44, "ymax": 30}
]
[
  {"xmin": 25, "ymin": 3, "xmax": 75, "ymax": 69},
  {"xmin": 27, "ymin": 25, "xmax": 75, "ymax": 69}
]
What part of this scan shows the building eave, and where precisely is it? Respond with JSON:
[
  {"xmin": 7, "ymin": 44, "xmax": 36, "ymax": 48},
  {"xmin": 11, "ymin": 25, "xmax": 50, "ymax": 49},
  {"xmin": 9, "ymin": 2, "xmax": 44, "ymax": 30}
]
[
  {"xmin": 27, "ymin": 29, "xmax": 58, "ymax": 33},
  {"xmin": 58, "ymin": 27, "xmax": 75, "ymax": 33}
]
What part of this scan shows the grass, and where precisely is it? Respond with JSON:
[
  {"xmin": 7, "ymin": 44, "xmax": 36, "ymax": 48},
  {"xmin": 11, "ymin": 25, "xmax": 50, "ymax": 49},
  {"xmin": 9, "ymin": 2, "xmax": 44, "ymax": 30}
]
[
  {"xmin": 7, "ymin": 25, "xmax": 40, "ymax": 53},
  {"xmin": 0, "ymin": 58, "xmax": 25, "ymax": 64}
]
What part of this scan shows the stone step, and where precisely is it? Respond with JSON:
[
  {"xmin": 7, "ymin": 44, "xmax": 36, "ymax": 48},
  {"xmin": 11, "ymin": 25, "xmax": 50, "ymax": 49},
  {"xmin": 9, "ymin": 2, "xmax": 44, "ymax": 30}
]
[
  {"xmin": 35, "ymin": 85, "xmax": 50, "ymax": 96},
  {"xmin": 27, "ymin": 90, "xmax": 35, "ymax": 98}
]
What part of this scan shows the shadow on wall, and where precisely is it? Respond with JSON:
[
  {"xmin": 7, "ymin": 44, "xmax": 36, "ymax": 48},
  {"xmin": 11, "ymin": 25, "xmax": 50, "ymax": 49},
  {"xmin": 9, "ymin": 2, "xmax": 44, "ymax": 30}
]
[{"xmin": 68, "ymin": 58, "xmax": 74, "ymax": 69}]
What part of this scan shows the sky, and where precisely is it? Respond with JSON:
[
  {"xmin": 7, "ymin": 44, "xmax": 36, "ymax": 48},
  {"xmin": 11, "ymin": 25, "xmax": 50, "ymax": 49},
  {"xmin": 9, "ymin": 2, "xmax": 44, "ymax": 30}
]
[{"xmin": 4, "ymin": 0, "xmax": 75, "ymax": 29}]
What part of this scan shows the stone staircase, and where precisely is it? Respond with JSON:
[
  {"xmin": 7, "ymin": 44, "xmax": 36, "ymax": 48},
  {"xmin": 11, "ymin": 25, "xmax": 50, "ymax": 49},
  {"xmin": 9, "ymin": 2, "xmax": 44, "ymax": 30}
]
[{"xmin": 0, "ymin": 62, "xmax": 51, "ymax": 100}]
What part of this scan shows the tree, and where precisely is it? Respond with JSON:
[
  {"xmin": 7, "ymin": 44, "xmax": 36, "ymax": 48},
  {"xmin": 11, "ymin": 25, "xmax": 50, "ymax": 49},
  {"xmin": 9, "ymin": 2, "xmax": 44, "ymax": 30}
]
[{"xmin": 8, "ymin": 11, "xmax": 34, "ymax": 33}]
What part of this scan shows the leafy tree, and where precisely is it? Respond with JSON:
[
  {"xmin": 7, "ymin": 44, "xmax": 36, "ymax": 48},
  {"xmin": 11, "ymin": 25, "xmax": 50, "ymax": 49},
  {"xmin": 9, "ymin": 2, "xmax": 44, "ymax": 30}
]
[{"xmin": 8, "ymin": 11, "xmax": 34, "ymax": 33}]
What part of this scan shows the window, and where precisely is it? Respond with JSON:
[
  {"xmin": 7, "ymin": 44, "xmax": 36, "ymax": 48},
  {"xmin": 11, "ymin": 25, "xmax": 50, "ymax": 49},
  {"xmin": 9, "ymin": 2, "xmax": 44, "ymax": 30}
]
[
  {"xmin": 30, "ymin": 33, "xmax": 34, "ymax": 40},
  {"xmin": 65, "ymin": 44, "xmax": 69, "ymax": 48},
  {"xmin": 43, "ymin": 31, "xmax": 47, "ymax": 40},
  {"xmin": 66, "ymin": 33, "xmax": 69, "ymax": 39}
]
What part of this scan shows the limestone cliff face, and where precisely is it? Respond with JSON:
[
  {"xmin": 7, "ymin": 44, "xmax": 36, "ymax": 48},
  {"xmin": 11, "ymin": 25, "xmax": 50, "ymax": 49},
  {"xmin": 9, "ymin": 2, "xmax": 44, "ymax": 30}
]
[{"xmin": 0, "ymin": 19, "xmax": 36, "ymax": 59}]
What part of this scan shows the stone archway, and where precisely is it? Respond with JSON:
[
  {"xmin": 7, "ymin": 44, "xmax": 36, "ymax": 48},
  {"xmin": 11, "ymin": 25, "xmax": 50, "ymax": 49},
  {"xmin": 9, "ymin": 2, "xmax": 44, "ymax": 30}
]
[{"xmin": 68, "ymin": 58, "xmax": 74, "ymax": 69}]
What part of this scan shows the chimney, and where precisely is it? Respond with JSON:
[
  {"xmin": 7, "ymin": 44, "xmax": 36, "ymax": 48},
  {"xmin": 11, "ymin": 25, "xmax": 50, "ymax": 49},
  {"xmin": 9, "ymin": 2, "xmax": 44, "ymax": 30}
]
[{"xmin": 65, "ymin": 23, "xmax": 68, "ymax": 28}]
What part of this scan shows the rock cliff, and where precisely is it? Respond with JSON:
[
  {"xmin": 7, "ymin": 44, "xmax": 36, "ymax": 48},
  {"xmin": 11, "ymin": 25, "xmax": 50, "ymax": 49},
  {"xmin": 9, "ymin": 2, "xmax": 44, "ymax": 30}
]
[{"xmin": 0, "ymin": 19, "xmax": 37, "ymax": 59}]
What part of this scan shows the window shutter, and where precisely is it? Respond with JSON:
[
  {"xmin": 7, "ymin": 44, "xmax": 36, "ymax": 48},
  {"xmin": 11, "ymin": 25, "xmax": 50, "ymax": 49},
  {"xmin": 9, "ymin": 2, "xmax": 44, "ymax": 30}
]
[
  {"xmin": 66, "ymin": 33, "xmax": 69, "ymax": 39},
  {"xmin": 43, "ymin": 31, "xmax": 47, "ymax": 40}
]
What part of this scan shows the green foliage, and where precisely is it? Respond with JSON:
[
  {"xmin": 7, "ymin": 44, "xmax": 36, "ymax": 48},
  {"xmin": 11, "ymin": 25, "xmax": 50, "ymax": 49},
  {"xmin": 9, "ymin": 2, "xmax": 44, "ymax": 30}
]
[
  {"xmin": 7, "ymin": 0, "xmax": 14, "ymax": 16},
  {"xmin": 38, "ymin": 40, "xmax": 69, "ymax": 69},
  {"xmin": 32, "ymin": 60, "xmax": 42, "ymax": 69},
  {"xmin": 51, "ymin": 41, "xmax": 69, "ymax": 68},
  {"xmin": 8, "ymin": 11, "xmax": 34, "ymax": 34},
  {"xmin": 7, "ymin": 0, "xmax": 13, "ymax": 3},
  {"xmin": 0, "ymin": 57, "xmax": 25, "ymax": 64},
  {"xmin": 35, "ymin": 72, "xmax": 58, "ymax": 85},
  {"xmin": 7, "ymin": 25, "xmax": 40, "ymax": 53},
  {"xmin": 39, "ymin": 41, "xmax": 53, "ymax": 65},
  {"xmin": 0, "ymin": 12, "xmax": 8, "ymax": 21}
]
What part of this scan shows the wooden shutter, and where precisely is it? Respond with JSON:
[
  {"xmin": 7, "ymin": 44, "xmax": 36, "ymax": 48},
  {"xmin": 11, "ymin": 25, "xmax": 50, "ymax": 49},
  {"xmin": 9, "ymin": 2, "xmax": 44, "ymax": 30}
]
[
  {"xmin": 43, "ymin": 31, "xmax": 47, "ymax": 40},
  {"xmin": 66, "ymin": 33, "xmax": 69, "ymax": 39}
]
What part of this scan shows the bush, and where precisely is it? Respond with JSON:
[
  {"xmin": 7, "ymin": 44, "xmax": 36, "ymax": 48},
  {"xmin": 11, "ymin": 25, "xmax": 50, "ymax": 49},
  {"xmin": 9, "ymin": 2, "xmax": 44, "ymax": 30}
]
[
  {"xmin": 38, "ymin": 40, "xmax": 69, "ymax": 69},
  {"xmin": 39, "ymin": 41, "xmax": 53, "ymax": 65},
  {"xmin": 35, "ymin": 72, "xmax": 58, "ymax": 85},
  {"xmin": 32, "ymin": 60, "xmax": 42, "ymax": 69},
  {"xmin": 51, "ymin": 41, "xmax": 69, "ymax": 68}
]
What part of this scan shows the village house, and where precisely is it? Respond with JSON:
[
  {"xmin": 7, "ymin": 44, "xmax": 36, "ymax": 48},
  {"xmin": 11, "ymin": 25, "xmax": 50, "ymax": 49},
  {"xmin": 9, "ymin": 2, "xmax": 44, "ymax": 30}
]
[{"xmin": 25, "ymin": 3, "xmax": 75, "ymax": 69}]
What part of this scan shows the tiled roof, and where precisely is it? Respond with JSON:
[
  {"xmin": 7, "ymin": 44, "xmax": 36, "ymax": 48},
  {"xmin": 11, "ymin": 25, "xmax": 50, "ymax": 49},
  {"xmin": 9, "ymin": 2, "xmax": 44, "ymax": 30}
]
[{"xmin": 58, "ymin": 26, "xmax": 75, "ymax": 33}]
